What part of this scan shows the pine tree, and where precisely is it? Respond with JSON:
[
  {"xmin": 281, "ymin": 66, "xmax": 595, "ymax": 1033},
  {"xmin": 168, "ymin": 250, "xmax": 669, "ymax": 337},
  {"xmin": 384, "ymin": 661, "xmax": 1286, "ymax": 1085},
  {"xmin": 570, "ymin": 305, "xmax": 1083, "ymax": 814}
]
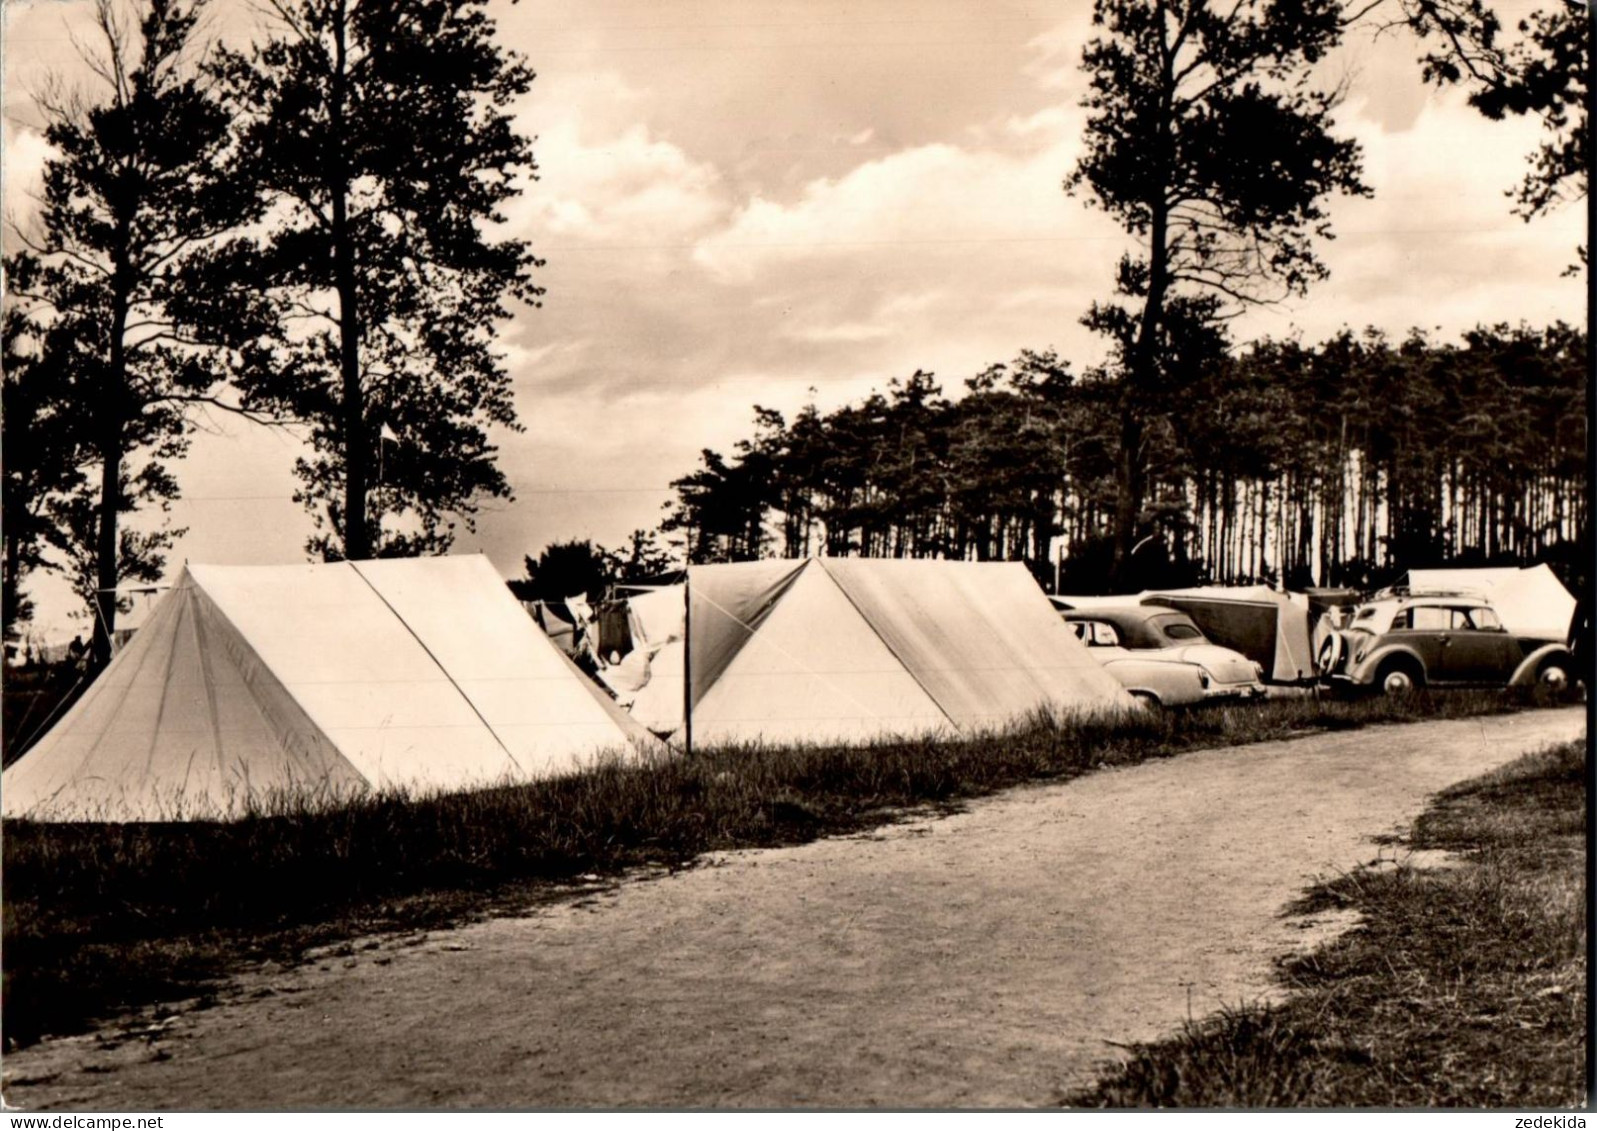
[
  {"xmin": 1066, "ymin": 0, "xmax": 1368, "ymax": 586},
  {"xmin": 192, "ymin": 0, "xmax": 543, "ymax": 560},
  {"xmin": 4, "ymin": 0, "xmax": 257, "ymax": 664}
]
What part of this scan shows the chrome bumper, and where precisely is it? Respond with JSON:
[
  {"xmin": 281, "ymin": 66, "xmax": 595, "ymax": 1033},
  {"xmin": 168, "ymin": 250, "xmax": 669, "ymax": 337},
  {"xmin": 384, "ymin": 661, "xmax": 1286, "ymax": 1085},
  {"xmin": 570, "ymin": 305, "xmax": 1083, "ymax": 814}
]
[{"xmin": 1202, "ymin": 683, "xmax": 1267, "ymax": 700}]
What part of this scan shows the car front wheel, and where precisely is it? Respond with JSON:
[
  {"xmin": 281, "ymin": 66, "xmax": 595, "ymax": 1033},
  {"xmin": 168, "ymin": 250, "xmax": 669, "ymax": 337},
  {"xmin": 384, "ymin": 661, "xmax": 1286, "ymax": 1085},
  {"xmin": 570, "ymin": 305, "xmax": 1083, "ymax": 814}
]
[{"xmin": 1538, "ymin": 660, "xmax": 1572, "ymax": 691}]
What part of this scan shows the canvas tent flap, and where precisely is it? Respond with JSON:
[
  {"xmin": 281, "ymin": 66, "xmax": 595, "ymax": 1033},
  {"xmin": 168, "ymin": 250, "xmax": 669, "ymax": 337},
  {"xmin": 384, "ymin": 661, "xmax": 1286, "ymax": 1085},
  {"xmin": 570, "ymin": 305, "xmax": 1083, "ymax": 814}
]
[
  {"xmin": 1404, "ymin": 565, "xmax": 1576, "ymax": 641},
  {"xmin": 524, "ymin": 600, "xmax": 579, "ymax": 656},
  {"xmin": 1144, "ymin": 594, "xmax": 1284, "ymax": 677},
  {"xmin": 1493, "ymin": 565, "xmax": 1577, "ymax": 641},
  {"xmin": 686, "ymin": 559, "xmax": 809, "ymax": 709},
  {"xmin": 821, "ymin": 559, "xmax": 1132, "ymax": 727},
  {"xmin": 1404, "ymin": 567, "xmax": 1522, "ymax": 593},
  {"xmin": 1058, "ymin": 586, "xmax": 1314, "ymax": 682},
  {"xmin": 1302, "ymin": 588, "xmax": 1362, "ymax": 617},
  {"xmin": 184, "ymin": 580, "xmax": 369, "ymax": 796},
  {"xmin": 686, "ymin": 561, "xmax": 951, "ymax": 746},
  {"xmin": 1050, "ymin": 594, "xmax": 1139, "ymax": 611}
]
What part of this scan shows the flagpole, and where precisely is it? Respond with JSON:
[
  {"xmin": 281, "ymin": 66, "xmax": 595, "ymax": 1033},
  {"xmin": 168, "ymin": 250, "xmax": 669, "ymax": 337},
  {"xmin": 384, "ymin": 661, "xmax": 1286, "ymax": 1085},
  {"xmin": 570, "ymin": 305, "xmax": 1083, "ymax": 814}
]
[
  {"xmin": 377, "ymin": 423, "xmax": 399, "ymax": 549},
  {"xmin": 682, "ymin": 570, "xmax": 692, "ymax": 758}
]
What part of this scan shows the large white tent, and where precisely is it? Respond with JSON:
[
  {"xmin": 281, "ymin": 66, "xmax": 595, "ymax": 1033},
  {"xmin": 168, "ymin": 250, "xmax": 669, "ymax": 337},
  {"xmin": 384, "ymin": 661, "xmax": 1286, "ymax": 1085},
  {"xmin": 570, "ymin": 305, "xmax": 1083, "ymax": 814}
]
[
  {"xmin": 680, "ymin": 558, "xmax": 1133, "ymax": 747},
  {"xmin": 1142, "ymin": 586, "xmax": 1315, "ymax": 683},
  {"xmin": 2, "ymin": 556, "xmax": 654, "ymax": 822},
  {"xmin": 1403, "ymin": 565, "xmax": 1576, "ymax": 641}
]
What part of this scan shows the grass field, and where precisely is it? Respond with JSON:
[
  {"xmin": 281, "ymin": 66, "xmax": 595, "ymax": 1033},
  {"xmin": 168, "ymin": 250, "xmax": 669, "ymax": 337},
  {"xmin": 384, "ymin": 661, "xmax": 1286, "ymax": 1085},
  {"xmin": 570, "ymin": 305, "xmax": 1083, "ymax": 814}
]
[
  {"xmin": 1063, "ymin": 735, "xmax": 1589, "ymax": 1108},
  {"xmin": 0, "ymin": 687, "xmax": 1563, "ymax": 1050}
]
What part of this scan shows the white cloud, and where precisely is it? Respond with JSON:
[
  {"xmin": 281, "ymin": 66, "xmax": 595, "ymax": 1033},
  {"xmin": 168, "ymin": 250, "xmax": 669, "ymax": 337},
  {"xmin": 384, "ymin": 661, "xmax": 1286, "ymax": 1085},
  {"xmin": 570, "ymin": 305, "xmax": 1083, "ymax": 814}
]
[
  {"xmin": 1001, "ymin": 105, "xmax": 1075, "ymax": 139},
  {"xmin": 659, "ymin": 93, "xmax": 1130, "ymax": 387},
  {"xmin": 508, "ymin": 72, "xmax": 729, "ymax": 249},
  {"xmin": 1022, "ymin": 20, "xmax": 1087, "ymax": 94},
  {"xmin": 2, "ymin": 122, "xmax": 53, "ymax": 235},
  {"xmin": 531, "ymin": 121, "xmax": 727, "ymax": 245},
  {"xmin": 1260, "ymin": 93, "xmax": 1586, "ymax": 343},
  {"xmin": 783, "ymin": 319, "xmax": 892, "ymax": 344},
  {"xmin": 691, "ymin": 112, "xmax": 1107, "ymax": 284}
]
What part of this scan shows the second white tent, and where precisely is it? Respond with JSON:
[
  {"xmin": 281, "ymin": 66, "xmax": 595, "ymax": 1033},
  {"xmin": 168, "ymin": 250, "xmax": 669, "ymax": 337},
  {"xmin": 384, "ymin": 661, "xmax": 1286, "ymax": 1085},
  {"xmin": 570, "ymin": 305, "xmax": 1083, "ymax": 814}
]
[{"xmin": 679, "ymin": 557, "xmax": 1134, "ymax": 746}]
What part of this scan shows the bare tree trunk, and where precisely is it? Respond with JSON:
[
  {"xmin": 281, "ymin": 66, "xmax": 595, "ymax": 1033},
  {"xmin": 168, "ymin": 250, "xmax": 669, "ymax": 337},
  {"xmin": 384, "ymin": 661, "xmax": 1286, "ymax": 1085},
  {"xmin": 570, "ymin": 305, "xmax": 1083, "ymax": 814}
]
[
  {"xmin": 92, "ymin": 213, "xmax": 134, "ymax": 669},
  {"xmin": 331, "ymin": 0, "xmax": 369, "ymax": 561}
]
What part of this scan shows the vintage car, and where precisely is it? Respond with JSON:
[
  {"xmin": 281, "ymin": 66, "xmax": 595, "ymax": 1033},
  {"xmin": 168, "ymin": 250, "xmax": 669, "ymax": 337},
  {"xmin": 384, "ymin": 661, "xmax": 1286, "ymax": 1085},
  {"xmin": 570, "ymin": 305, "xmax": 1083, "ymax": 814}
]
[
  {"xmin": 1061, "ymin": 605, "xmax": 1268, "ymax": 708},
  {"xmin": 1316, "ymin": 588, "xmax": 1576, "ymax": 695}
]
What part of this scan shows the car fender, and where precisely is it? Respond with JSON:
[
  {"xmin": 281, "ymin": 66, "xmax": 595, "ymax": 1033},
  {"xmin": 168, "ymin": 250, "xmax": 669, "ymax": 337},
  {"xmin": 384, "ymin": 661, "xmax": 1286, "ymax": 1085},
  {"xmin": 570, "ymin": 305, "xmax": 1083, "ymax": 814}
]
[
  {"xmin": 1101, "ymin": 657, "xmax": 1208, "ymax": 706},
  {"xmin": 1347, "ymin": 641, "xmax": 1427, "ymax": 684},
  {"xmin": 1509, "ymin": 642, "xmax": 1576, "ymax": 686}
]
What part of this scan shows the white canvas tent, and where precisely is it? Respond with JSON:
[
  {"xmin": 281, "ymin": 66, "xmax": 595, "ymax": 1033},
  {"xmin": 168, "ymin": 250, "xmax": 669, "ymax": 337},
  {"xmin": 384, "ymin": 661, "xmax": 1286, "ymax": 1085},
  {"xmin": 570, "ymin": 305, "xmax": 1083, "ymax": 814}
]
[
  {"xmin": 1403, "ymin": 565, "xmax": 1576, "ymax": 641},
  {"xmin": 2, "ymin": 555, "xmax": 655, "ymax": 822},
  {"xmin": 681, "ymin": 558, "xmax": 1133, "ymax": 747},
  {"xmin": 1143, "ymin": 586, "xmax": 1314, "ymax": 683}
]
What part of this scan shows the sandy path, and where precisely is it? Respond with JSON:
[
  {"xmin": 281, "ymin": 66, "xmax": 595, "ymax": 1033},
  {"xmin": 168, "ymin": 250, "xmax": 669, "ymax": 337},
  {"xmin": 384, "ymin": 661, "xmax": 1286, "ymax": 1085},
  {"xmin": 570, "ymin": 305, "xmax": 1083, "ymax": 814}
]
[{"xmin": 4, "ymin": 707, "xmax": 1584, "ymax": 1110}]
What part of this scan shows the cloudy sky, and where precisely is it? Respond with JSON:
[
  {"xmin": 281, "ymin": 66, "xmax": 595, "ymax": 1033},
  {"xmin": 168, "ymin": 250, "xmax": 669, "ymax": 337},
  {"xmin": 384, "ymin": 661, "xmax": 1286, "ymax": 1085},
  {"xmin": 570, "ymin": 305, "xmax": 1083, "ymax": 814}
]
[{"xmin": 3, "ymin": 0, "xmax": 1585, "ymax": 639}]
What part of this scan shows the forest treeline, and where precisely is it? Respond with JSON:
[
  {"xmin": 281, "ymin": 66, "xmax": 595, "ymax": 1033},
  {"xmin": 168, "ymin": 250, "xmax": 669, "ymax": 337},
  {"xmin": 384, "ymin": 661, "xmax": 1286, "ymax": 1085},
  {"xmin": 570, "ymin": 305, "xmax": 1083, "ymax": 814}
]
[{"xmin": 660, "ymin": 322, "xmax": 1588, "ymax": 594}]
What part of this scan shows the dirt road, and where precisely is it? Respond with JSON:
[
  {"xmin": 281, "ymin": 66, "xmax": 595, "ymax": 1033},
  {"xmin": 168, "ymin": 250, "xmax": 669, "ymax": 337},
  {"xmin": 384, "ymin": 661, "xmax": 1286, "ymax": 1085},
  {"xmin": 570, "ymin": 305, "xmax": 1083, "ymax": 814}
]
[{"xmin": 4, "ymin": 707, "xmax": 1584, "ymax": 1110}]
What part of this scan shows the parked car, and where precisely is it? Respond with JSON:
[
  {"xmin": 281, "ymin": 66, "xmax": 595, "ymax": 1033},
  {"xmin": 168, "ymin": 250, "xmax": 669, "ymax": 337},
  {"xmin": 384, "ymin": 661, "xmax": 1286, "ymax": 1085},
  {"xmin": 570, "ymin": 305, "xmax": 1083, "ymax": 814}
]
[
  {"xmin": 1061, "ymin": 606, "xmax": 1268, "ymax": 708},
  {"xmin": 1316, "ymin": 588, "xmax": 1576, "ymax": 695}
]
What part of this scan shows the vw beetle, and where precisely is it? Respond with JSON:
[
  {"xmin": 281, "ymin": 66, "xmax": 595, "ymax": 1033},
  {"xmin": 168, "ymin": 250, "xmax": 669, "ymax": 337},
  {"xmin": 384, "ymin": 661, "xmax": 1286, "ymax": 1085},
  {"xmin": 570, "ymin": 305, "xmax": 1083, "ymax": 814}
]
[{"xmin": 1317, "ymin": 588, "xmax": 1575, "ymax": 695}]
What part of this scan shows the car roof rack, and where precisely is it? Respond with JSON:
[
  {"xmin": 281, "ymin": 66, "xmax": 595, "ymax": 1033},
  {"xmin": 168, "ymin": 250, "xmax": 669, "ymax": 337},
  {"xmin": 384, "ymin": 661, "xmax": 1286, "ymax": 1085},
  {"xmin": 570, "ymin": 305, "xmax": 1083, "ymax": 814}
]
[{"xmin": 1367, "ymin": 585, "xmax": 1487, "ymax": 602}]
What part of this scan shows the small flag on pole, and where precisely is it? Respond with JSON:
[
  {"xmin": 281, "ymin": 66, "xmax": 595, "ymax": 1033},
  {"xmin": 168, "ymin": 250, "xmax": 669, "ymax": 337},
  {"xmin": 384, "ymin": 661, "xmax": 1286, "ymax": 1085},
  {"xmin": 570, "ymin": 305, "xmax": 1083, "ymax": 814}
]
[{"xmin": 379, "ymin": 423, "xmax": 401, "ymax": 444}]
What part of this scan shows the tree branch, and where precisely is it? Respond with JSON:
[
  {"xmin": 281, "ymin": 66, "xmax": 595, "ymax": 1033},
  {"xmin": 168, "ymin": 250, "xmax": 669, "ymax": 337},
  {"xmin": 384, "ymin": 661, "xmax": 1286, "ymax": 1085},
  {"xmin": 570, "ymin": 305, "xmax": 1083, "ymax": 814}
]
[{"xmin": 148, "ymin": 393, "xmax": 301, "ymax": 428}]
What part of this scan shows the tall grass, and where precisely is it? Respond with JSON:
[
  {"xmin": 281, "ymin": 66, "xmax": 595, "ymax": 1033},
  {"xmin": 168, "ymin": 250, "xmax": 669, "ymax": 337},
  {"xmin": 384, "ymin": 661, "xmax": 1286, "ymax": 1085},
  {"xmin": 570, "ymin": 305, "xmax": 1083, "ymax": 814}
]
[
  {"xmin": 1063, "ymin": 735, "xmax": 1588, "ymax": 1108},
  {"xmin": 1, "ymin": 687, "xmax": 1560, "ymax": 1048},
  {"xmin": 2, "ymin": 660, "xmax": 90, "ymax": 767}
]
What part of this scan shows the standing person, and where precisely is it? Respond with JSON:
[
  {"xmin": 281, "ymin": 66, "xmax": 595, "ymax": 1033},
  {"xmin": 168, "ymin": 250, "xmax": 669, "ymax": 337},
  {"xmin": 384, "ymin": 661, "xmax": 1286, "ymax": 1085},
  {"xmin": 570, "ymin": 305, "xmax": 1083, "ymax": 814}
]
[{"xmin": 1566, "ymin": 574, "xmax": 1591, "ymax": 692}]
